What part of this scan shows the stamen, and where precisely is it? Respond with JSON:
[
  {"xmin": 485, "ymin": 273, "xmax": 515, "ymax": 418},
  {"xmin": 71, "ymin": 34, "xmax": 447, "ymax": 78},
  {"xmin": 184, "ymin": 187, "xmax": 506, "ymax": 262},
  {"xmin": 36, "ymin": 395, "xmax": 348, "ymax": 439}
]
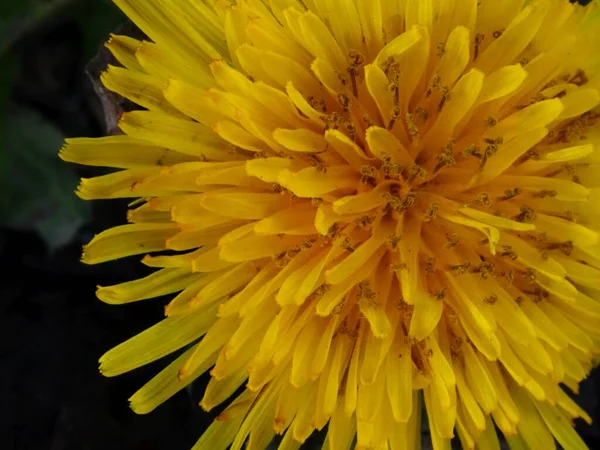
[
  {"xmin": 341, "ymin": 237, "xmax": 355, "ymax": 252},
  {"xmin": 383, "ymin": 191, "xmax": 417, "ymax": 211},
  {"xmin": 388, "ymin": 74, "xmax": 400, "ymax": 106},
  {"xmin": 406, "ymin": 113, "xmax": 419, "ymax": 136},
  {"xmin": 484, "ymin": 116, "xmax": 498, "ymax": 127},
  {"xmin": 483, "ymin": 294, "xmax": 498, "ymax": 304},
  {"xmin": 462, "ymin": 143, "xmax": 482, "ymax": 158},
  {"xmin": 381, "ymin": 154, "xmax": 404, "ymax": 179},
  {"xmin": 424, "ymin": 202, "xmax": 440, "ymax": 221},
  {"xmin": 425, "ymin": 258, "xmax": 437, "ymax": 274},
  {"xmin": 438, "ymin": 86, "xmax": 452, "ymax": 112},
  {"xmin": 432, "ymin": 289, "xmax": 447, "ymax": 300},
  {"xmin": 500, "ymin": 188, "xmax": 521, "ymax": 201},
  {"xmin": 513, "ymin": 205, "xmax": 536, "ymax": 223},
  {"xmin": 347, "ymin": 50, "xmax": 365, "ymax": 98},
  {"xmin": 446, "ymin": 233, "xmax": 459, "ymax": 249},
  {"xmin": 322, "ymin": 112, "xmax": 343, "ymax": 130},
  {"xmin": 407, "ymin": 165, "xmax": 426, "ymax": 183},
  {"xmin": 360, "ymin": 165, "xmax": 379, "ymax": 185},
  {"xmin": 516, "ymin": 149, "xmax": 540, "ymax": 165},
  {"xmin": 426, "ymin": 75, "xmax": 441, "ymax": 98},
  {"xmin": 390, "ymin": 262, "xmax": 408, "ymax": 273},
  {"xmin": 309, "ymin": 153, "xmax": 327, "ymax": 172},
  {"xmin": 533, "ymin": 190, "xmax": 557, "ymax": 199},
  {"xmin": 433, "ymin": 150, "xmax": 456, "ymax": 173},
  {"xmin": 568, "ymin": 69, "xmax": 589, "ymax": 87},
  {"xmin": 382, "ymin": 56, "xmax": 398, "ymax": 76},
  {"xmin": 414, "ymin": 107, "xmax": 429, "ymax": 122},
  {"xmin": 363, "ymin": 115, "xmax": 375, "ymax": 128},
  {"xmin": 345, "ymin": 122, "xmax": 357, "ymax": 141},
  {"xmin": 544, "ymin": 210, "xmax": 576, "ymax": 222},
  {"xmin": 358, "ymin": 282, "xmax": 379, "ymax": 306},
  {"xmin": 387, "ymin": 234, "xmax": 401, "ymax": 250},
  {"xmin": 388, "ymin": 106, "xmax": 401, "ymax": 130},
  {"xmin": 480, "ymin": 137, "xmax": 503, "ymax": 169},
  {"xmin": 326, "ymin": 223, "xmax": 342, "ymax": 242},
  {"xmin": 338, "ymin": 93, "xmax": 351, "ymax": 112},
  {"xmin": 521, "ymin": 268, "xmax": 537, "ymax": 283},
  {"xmin": 499, "ymin": 245, "xmax": 518, "ymax": 260},
  {"xmin": 355, "ymin": 215, "xmax": 375, "ymax": 229},
  {"xmin": 449, "ymin": 262, "xmax": 471, "ymax": 275},
  {"xmin": 436, "ymin": 42, "xmax": 446, "ymax": 57},
  {"xmin": 308, "ymin": 96, "xmax": 327, "ymax": 112},
  {"xmin": 492, "ymin": 29, "xmax": 505, "ymax": 38},
  {"xmin": 470, "ymin": 261, "xmax": 495, "ymax": 279},
  {"xmin": 474, "ymin": 33, "xmax": 485, "ymax": 61},
  {"xmin": 467, "ymin": 192, "xmax": 492, "ymax": 208}
]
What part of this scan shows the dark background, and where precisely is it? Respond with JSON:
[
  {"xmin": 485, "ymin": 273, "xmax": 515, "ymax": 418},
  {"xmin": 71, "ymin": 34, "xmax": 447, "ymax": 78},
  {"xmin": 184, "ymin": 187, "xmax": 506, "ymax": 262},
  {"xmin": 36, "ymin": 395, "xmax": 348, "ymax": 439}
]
[{"xmin": 0, "ymin": 1, "xmax": 598, "ymax": 449}]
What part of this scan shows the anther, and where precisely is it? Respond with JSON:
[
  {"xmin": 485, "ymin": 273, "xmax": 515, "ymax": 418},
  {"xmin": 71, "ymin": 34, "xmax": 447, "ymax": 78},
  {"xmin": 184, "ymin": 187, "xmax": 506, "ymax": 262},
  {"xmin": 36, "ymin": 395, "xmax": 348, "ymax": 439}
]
[
  {"xmin": 425, "ymin": 258, "xmax": 437, "ymax": 274},
  {"xmin": 436, "ymin": 42, "xmax": 446, "ymax": 57},
  {"xmin": 360, "ymin": 165, "xmax": 379, "ymax": 185},
  {"xmin": 388, "ymin": 75, "xmax": 400, "ymax": 106},
  {"xmin": 470, "ymin": 261, "xmax": 495, "ymax": 279},
  {"xmin": 446, "ymin": 233, "xmax": 459, "ymax": 249},
  {"xmin": 382, "ymin": 56, "xmax": 398, "ymax": 76},
  {"xmin": 449, "ymin": 262, "xmax": 471, "ymax": 275},
  {"xmin": 338, "ymin": 93, "xmax": 351, "ymax": 112},
  {"xmin": 388, "ymin": 107, "xmax": 401, "ymax": 130},
  {"xmin": 347, "ymin": 50, "xmax": 365, "ymax": 99},
  {"xmin": 513, "ymin": 205, "xmax": 536, "ymax": 223},
  {"xmin": 433, "ymin": 150, "xmax": 456, "ymax": 173},
  {"xmin": 407, "ymin": 165, "xmax": 426, "ymax": 183},
  {"xmin": 484, "ymin": 116, "xmax": 498, "ymax": 127},
  {"xmin": 308, "ymin": 96, "xmax": 327, "ymax": 112},
  {"xmin": 533, "ymin": 190, "xmax": 557, "ymax": 199},
  {"xmin": 521, "ymin": 268, "xmax": 537, "ymax": 283},
  {"xmin": 516, "ymin": 149, "xmax": 540, "ymax": 165},
  {"xmin": 387, "ymin": 234, "xmax": 401, "ymax": 250},
  {"xmin": 500, "ymin": 188, "xmax": 521, "ymax": 201},
  {"xmin": 462, "ymin": 143, "xmax": 482, "ymax": 158},
  {"xmin": 569, "ymin": 69, "xmax": 589, "ymax": 87},
  {"xmin": 425, "ymin": 202, "xmax": 440, "ymax": 221},
  {"xmin": 341, "ymin": 237, "xmax": 355, "ymax": 252},
  {"xmin": 426, "ymin": 75, "xmax": 441, "ymax": 98},
  {"xmin": 474, "ymin": 33, "xmax": 485, "ymax": 61},
  {"xmin": 381, "ymin": 154, "xmax": 403, "ymax": 179},
  {"xmin": 309, "ymin": 153, "xmax": 327, "ymax": 172},
  {"xmin": 438, "ymin": 86, "xmax": 451, "ymax": 112},
  {"xmin": 406, "ymin": 113, "xmax": 419, "ymax": 137},
  {"xmin": 499, "ymin": 245, "xmax": 518, "ymax": 260},
  {"xmin": 468, "ymin": 192, "xmax": 492, "ymax": 208}
]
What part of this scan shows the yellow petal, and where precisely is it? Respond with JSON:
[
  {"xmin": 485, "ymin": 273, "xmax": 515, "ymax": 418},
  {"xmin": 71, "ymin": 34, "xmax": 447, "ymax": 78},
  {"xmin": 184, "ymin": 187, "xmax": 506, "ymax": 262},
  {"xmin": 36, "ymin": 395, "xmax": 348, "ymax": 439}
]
[
  {"xmin": 99, "ymin": 302, "xmax": 218, "ymax": 377},
  {"xmin": 82, "ymin": 223, "xmax": 178, "ymax": 264},
  {"xmin": 101, "ymin": 65, "xmax": 182, "ymax": 116},
  {"xmin": 97, "ymin": 268, "xmax": 201, "ymax": 304}
]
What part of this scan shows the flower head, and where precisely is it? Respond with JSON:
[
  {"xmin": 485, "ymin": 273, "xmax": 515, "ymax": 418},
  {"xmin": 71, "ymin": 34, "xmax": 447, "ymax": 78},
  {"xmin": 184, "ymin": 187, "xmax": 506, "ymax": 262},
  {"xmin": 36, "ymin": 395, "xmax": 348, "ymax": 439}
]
[{"xmin": 61, "ymin": 0, "xmax": 600, "ymax": 449}]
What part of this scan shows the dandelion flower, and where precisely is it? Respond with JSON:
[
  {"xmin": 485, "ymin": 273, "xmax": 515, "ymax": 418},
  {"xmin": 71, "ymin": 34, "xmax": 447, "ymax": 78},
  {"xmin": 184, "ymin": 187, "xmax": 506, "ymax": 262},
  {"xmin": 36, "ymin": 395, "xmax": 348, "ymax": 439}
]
[{"xmin": 60, "ymin": 0, "xmax": 600, "ymax": 448}]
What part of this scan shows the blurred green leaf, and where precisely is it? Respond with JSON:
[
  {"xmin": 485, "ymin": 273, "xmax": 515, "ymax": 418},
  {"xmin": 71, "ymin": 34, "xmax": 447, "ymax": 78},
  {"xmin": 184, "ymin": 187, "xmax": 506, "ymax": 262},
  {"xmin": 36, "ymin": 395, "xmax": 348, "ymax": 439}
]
[
  {"xmin": 73, "ymin": 0, "xmax": 125, "ymax": 60},
  {"xmin": 0, "ymin": 104, "xmax": 91, "ymax": 251}
]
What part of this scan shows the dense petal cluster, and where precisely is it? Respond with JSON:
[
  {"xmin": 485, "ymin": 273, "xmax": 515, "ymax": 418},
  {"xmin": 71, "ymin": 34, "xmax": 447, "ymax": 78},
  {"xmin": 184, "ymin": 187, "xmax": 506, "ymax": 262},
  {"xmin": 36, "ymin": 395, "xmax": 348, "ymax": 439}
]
[{"xmin": 61, "ymin": 0, "xmax": 600, "ymax": 449}]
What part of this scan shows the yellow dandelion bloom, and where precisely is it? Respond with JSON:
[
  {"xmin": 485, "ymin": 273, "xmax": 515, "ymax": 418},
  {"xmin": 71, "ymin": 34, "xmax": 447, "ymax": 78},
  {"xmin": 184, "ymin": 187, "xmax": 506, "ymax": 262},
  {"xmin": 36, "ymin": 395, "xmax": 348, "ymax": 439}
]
[{"xmin": 60, "ymin": 0, "xmax": 600, "ymax": 448}]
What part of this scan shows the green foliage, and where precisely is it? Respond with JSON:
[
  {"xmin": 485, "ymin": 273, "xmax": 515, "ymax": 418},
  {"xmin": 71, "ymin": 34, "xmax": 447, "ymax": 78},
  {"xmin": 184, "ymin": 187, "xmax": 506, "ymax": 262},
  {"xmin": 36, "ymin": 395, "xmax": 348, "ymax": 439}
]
[
  {"xmin": 0, "ymin": 105, "xmax": 91, "ymax": 250},
  {"xmin": 74, "ymin": 0, "xmax": 125, "ymax": 60},
  {"xmin": 0, "ymin": 0, "xmax": 125, "ymax": 249}
]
